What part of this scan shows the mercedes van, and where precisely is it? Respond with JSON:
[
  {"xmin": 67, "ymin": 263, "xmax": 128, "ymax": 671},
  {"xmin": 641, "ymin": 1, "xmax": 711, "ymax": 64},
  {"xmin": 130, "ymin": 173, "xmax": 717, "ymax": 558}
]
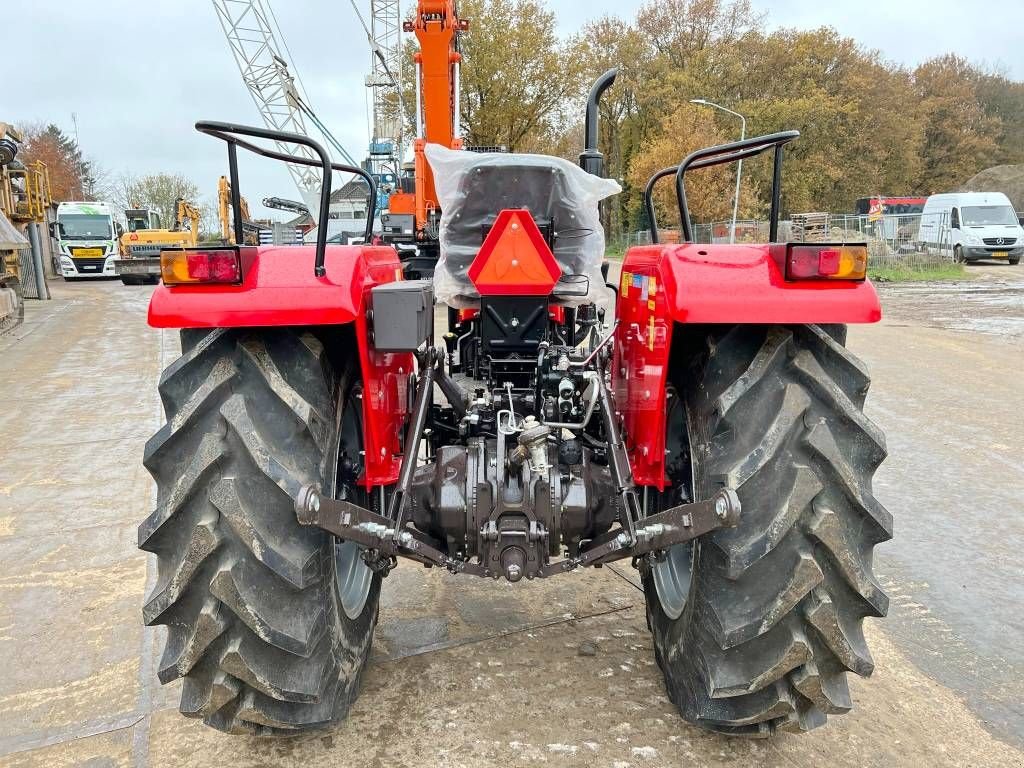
[{"xmin": 919, "ymin": 192, "xmax": 1023, "ymax": 264}]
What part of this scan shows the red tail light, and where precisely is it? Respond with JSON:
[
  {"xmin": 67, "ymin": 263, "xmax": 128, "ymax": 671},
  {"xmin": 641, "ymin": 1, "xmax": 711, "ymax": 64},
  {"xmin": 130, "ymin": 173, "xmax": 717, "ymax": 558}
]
[
  {"xmin": 786, "ymin": 244, "xmax": 868, "ymax": 281},
  {"xmin": 161, "ymin": 247, "xmax": 242, "ymax": 285},
  {"xmin": 468, "ymin": 209, "xmax": 561, "ymax": 296}
]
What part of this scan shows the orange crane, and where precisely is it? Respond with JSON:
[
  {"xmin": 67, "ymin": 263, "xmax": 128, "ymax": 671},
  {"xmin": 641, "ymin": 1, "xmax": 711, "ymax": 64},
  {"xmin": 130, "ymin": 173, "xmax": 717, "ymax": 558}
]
[{"xmin": 385, "ymin": 0, "xmax": 467, "ymax": 274}]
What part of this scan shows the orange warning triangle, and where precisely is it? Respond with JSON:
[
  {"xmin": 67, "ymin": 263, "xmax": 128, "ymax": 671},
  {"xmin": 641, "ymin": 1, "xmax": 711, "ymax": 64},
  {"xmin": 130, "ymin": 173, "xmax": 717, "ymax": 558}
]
[{"xmin": 468, "ymin": 209, "xmax": 561, "ymax": 296}]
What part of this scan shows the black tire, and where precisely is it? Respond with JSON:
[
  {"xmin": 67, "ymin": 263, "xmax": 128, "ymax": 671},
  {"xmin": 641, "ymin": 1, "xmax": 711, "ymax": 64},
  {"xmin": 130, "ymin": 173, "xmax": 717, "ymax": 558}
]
[
  {"xmin": 1010, "ymin": 257, "xmax": 1021, "ymax": 265},
  {"xmin": 643, "ymin": 324, "xmax": 891, "ymax": 736},
  {"xmin": 954, "ymin": 246, "xmax": 966, "ymax": 264},
  {"xmin": 139, "ymin": 327, "xmax": 382, "ymax": 735},
  {"xmin": 120, "ymin": 275, "xmax": 143, "ymax": 286}
]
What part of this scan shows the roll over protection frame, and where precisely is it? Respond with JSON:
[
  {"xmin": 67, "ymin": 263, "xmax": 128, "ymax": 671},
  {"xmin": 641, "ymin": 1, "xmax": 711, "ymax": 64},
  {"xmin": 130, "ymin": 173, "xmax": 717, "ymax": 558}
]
[
  {"xmin": 642, "ymin": 130, "xmax": 799, "ymax": 244},
  {"xmin": 194, "ymin": 121, "xmax": 378, "ymax": 277}
]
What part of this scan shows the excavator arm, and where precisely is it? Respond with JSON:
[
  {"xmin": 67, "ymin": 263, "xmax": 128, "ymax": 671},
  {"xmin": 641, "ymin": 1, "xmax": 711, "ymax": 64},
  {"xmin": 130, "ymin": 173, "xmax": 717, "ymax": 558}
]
[
  {"xmin": 217, "ymin": 175, "xmax": 258, "ymax": 245},
  {"xmin": 391, "ymin": 0, "xmax": 466, "ymax": 258},
  {"xmin": 174, "ymin": 198, "xmax": 203, "ymax": 247}
]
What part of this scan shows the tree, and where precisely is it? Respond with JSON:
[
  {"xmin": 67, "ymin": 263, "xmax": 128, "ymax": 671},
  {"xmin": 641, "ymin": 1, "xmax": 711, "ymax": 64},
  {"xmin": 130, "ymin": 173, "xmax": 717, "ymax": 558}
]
[
  {"xmin": 18, "ymin": 124, "xmax": 90, "ymax": 201},
  {"xmin": 402, "ymin": 0, "xmax": 586, "ymax": 153},
  {"xmin": 112, "ymin": 173, "xmax": 201, "ymax": 229},
  {"xmin": 628, "ymin": 103, "xmax": 758, "ymax": 228},
  {"xmin": 967, "ymin": 66, "xmax": 1024, "ymax": 167},
  {"xmin": 913, "ymin": 55, "xmax": 1000, "ymax": 193},
  {"xmin": 636, "ymin": 0, "xmax": 763, "ymax": 69}
]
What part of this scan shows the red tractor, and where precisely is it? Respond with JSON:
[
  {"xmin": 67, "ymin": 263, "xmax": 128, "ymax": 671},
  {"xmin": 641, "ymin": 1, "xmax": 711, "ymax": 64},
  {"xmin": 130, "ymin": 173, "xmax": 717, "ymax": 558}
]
[{"xmin": 140, "ymin": 65, "xmax": 890, "ymax": 737}]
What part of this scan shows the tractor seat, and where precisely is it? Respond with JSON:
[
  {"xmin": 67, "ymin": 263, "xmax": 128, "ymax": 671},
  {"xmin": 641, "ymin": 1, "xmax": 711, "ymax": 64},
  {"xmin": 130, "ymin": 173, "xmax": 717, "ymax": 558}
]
[{"xmin": 425, "ymin": 144, "xmax": 620, "ymax": 308}]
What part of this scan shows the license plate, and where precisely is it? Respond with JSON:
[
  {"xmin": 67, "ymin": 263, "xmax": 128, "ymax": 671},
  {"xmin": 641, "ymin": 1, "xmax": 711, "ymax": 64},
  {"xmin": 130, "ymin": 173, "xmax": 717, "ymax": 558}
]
[
  {"xmin": 993, "ymin": 251, "xmax": 1008, "ymax": 259},
  {"xmin": 75, "ymin": 248, "xmax": 103, "ymax": 258},
  {"xmin": 81, "ymin": 265, "xmax": 99, "ymax": 271}
]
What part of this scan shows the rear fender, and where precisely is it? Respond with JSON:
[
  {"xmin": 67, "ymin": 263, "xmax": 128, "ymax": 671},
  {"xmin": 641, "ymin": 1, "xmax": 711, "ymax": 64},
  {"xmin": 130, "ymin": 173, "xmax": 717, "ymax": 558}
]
[
  {"xmin": 148, "ymin": 244, "xmax": 412, "ymax": 486},
  {"xmin": 613, "ymin": 243, "xmax": 882, "ymax": 489}
]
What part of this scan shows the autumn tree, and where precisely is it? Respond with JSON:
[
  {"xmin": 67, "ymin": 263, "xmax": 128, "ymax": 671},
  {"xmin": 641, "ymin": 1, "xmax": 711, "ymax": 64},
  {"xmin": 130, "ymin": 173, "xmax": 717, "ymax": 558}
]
[
  {"xmin": 628, "ymin": 103, "xmax": 759, "ymax": 230},
  {"xmin": 18, "ymin": 124, "xmax": 100, "ymax": 201},
  {"xmin": 967, "ymin": 67, "xmax": 1024, "ymax": 167},
  {"xmin": 112, "ymin": 173, "xmax": 201, "ymax": 229},
  {"xmin": 913, "ymin": 55, "xmax": 999, "ymax": 193},
  {"xmin": 403, "ymin": 0, "xmax": 586, "ymax": 153}
]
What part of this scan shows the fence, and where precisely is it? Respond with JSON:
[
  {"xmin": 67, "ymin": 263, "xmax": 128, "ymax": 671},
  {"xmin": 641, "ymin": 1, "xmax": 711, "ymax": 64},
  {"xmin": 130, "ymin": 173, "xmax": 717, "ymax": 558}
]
[{"xmin": 615, "ymin": 212, "xmax": 954, "ymax": 268}]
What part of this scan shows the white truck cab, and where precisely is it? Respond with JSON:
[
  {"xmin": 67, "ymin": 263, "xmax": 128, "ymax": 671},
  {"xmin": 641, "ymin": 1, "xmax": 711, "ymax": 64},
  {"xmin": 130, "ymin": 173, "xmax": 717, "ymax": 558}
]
[
  {"xmin": 919, "ymin": 192, "xmax": 1023, "ymax": 264},
  {"xmin": 54, "ymin": 201, "xmax": 121, "ymax": 278}
]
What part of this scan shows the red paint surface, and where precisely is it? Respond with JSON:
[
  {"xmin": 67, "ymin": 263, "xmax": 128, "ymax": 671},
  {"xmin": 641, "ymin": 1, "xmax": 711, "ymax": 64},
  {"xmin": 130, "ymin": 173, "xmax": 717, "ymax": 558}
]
[
  {"xmin": 613, "ymin": 242, "xmax": 882, "ymax": 488},
  {"xmin": 148, "ymin": 244, "xmax": 412, "ymax": 486}
]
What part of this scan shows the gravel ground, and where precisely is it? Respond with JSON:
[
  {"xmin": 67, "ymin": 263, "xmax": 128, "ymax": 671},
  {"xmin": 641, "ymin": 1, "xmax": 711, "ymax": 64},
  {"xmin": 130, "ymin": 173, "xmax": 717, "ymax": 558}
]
[{"xmin": 0, "ymin": 264, "xmax": 1021, "ymax": 767}]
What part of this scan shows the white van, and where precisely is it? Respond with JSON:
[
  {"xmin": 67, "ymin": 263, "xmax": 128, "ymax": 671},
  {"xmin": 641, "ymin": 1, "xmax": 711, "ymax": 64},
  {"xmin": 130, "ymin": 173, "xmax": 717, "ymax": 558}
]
[
  {"xmin": 919, "ymin": 192, "xmax": 1023, "ymax": 264},
  {"xmin": 53, "ymin": 201, "xmax": 122, "ymax": 278}
]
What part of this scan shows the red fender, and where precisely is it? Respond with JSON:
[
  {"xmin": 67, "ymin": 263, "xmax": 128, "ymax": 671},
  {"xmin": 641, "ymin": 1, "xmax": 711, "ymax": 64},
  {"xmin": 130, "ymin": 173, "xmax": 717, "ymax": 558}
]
[
  {"xmin": 613, "ymin": 243, "xmax": 882, "ymax": 489},
  {"xmin": 148, "ymin": 245, "xmax": 413, "ymax": 486}
]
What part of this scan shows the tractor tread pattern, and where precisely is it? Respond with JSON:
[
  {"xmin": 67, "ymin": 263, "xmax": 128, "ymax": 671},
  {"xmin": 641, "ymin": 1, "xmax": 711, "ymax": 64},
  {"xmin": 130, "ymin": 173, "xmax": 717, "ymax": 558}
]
[
  {"xmin": 645, "ymin": 324, "xmax": 891, "ymax": 736},
  {"xmin": 140, "ymin": 328, "xmax": 377, "ymax": 734}
]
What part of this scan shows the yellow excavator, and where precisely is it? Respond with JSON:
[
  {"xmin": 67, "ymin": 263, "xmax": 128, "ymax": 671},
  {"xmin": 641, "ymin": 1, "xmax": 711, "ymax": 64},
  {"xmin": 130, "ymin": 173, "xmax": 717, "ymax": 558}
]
[
  {"xmin": 115, "ymin": 198, "xmax": 202, "ymax": 285},
  {"xmin": 217, "ymin": 175, "xmax": 261, "ymax": 245}
]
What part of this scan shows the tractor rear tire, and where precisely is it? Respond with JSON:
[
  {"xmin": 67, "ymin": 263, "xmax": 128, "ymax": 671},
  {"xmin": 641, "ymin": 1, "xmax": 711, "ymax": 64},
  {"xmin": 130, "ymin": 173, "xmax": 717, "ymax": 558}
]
[
  {"xmin": 139, "ymin": 327, "xmax": 381, "ymax": 735},
  {"xmin": 643, "ymin": 324, "xmax": 892, "ymax": 736}
]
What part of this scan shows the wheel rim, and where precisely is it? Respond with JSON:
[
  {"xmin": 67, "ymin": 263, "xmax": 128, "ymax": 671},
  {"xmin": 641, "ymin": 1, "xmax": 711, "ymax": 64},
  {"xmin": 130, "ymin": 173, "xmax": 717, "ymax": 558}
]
[
  {"xmin": 336, "ymin": 539, "xmax": 373, "ymax": 620},
  {"xmin": 333, "ymin": 384, "xmax": 374, "ymax": 620},
  {"xmin": 652, "ymin": 542, "xmax": 693, "ymax": 620},
  {"xmin": 652, "ymin": 384, "xmax": 696, "ymax": 619}
]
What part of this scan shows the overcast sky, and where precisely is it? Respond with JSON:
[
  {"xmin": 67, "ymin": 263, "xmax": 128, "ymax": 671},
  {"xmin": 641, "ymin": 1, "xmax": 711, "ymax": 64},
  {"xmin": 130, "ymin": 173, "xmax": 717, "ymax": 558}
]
[{"xmin": 8, "ymin": 0, "xmax": 1023, "ymax": 220}]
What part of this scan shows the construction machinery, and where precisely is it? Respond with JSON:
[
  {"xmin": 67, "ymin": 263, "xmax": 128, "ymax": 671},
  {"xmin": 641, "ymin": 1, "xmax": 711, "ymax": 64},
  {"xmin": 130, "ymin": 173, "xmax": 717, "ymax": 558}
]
[
  {"xmin": 217, "ymin": 175, "xmax": 260, "ymax": 244},
  {"xmin": 2, "ymin": 121, "xmax": 52, "ymax": 316},
  {"xmin": 140, "ymin": 4, "xmax": 891, "ymax": 739},
  {"xmin": 115, "ymin": 199, "xmax": 203, "ymax": 285},
  {"xmin": 377, "ymin": 0, "xmax": 467, "ymax": 277},
  {"xmin": 1, "ymin": 123, "xmax": 30, "ymax": 333}
]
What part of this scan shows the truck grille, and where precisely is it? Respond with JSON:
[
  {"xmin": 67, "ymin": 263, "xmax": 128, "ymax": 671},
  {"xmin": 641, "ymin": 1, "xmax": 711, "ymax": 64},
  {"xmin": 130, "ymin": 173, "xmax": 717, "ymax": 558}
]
[
  {"xmin": 983, "ymin": 237, "xmax": 1016, "ymax": 246},
  {"xmin": 72, "ymin": 257, "xmax": 107, "ymax": 272}
]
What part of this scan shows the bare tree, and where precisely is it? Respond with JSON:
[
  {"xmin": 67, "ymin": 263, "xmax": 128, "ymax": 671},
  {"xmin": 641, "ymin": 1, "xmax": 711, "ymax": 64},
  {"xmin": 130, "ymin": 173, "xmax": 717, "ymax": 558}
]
[{"xmin": 111, "ymin": 173, "xmax": 201, "ymax": 227}]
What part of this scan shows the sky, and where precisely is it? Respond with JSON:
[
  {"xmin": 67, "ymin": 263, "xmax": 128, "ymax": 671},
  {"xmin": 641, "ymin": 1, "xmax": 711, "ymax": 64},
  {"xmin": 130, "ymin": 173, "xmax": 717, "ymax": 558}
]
[{"xmin": 7, "ymin": 0, "xmax": 1023, "ymax": 221}]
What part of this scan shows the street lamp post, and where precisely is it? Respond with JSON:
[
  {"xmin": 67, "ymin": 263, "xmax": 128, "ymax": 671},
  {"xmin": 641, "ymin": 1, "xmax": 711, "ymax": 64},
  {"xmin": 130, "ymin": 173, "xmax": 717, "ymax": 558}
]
[{"xmin": 690, "ymin": 99, "xmax": 746, "ymax": 244}]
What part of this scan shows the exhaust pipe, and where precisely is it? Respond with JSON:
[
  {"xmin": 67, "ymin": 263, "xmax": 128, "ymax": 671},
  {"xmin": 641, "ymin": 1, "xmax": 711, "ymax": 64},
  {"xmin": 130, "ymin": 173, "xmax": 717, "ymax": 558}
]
[{"xmin": 579, "ymin": 68, "xmax": 618, "ymax": 177}]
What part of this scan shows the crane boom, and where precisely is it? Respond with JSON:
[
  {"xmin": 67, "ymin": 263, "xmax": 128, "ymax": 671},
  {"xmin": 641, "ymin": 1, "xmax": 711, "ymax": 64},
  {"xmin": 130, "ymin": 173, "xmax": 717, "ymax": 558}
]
[{"xmin": 213, "ymin": 0, "xmax": 360, "ymax": 213}]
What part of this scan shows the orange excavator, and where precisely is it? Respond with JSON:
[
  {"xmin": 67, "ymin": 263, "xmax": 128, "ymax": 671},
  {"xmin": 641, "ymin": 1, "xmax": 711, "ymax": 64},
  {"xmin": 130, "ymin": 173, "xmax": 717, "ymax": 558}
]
[{"xmin": 383, "ymin": 0, "xmax": 468, "ymax": 277}]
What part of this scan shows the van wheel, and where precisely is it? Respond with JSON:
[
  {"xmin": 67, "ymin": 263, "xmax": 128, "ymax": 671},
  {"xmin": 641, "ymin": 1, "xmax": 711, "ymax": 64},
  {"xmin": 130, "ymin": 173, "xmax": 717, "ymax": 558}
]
[
  {"xmin": 953, "ymin": 246, "xmax": 966, "ymax": 264},
  {"xmin": 1009, "ymin": 256, "xmax": 1020, "ymax": 265}
]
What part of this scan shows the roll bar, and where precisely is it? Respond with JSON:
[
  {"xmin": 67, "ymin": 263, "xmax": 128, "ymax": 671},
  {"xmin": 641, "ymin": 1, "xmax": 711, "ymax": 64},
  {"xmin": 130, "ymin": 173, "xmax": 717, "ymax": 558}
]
[
  {"xmin": 643, "ymin": 130, "xmax": 799, "ymax": 244},
  {"xmin": 194, "ymin": 121, "xmax": 378, "ymax": 277}
]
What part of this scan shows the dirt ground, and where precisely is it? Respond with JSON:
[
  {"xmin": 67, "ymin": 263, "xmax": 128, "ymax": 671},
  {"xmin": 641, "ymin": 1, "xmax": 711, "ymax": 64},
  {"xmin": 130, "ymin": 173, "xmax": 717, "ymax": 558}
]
[{"xmin": 0, "ymin": 262, "xmax": 1022, "ymax": 767}]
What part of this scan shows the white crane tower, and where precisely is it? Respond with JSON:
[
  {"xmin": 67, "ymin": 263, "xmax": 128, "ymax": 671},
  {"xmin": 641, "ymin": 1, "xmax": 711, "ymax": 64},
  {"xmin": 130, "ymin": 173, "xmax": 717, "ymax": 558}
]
[
  {"xmin": 361, "ymin": 0, "xmax": 404, "ymax": 173},
  {"xmin": 212, "ymin": 0, "xmax": 359, "ymax": 212}
]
